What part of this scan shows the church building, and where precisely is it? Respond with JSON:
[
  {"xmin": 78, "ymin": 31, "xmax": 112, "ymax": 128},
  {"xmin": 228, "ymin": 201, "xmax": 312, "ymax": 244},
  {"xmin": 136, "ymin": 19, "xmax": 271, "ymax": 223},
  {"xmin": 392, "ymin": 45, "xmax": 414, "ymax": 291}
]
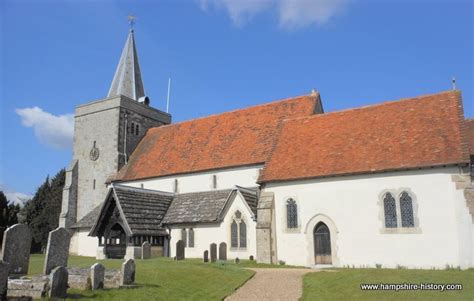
[{"xmin": 60, "ymin": 28, "xmax": 474, "ymax": 269}]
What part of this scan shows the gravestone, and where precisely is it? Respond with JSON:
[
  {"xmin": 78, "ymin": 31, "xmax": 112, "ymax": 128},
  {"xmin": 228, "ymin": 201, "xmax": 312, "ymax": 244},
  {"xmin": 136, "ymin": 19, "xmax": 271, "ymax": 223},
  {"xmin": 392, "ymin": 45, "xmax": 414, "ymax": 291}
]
[
  {"xmin": 49, "ymin": 266, "xmax": 68, "ymax": 299},
  {"xmin": 91, "ymin": 263, "xmax": 105, "ymax": 290},
  {"xmin": 176, "ymin": 240, "xmax": 185, "ymax": 260},
  {"xmin": 210, "ymin": 243, "xmax": 217, "ymax": 263},
  {"xmin": 0, "ymin": 261, "xmax": 9, "ymax": 300},
  {"xmin": 121, "ymin": 259, "xmax": 135, "ymax": 285},
  {"xmin": 249, "ymin": 255, "xmax": 254, "ymax": 261},
  {"xmin": 234, "ymin": 257, "xmax": 240, "ymax": 264},
  {"xmin": 43, "ymin": 227, "xmax": 71, "ymax": 275},
  {"xmin": 219, "ymin": 242, "xmax": 227, "ymax": 260},
  {"xmin": 141, "ymin": 241, "xmax": 151, "ymax": 259},
  {"xmin": 203, "ymin": 250, "xmax": 209, "ymax": 263},
  {"xmin": 1, "ymin": 224, "xmax": 32, "ymax": 275}
]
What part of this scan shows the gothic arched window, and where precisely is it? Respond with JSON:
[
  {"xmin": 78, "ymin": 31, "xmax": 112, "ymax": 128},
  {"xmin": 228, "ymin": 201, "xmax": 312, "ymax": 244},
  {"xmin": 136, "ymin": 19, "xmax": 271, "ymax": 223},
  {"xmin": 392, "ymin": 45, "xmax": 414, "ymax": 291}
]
[
  {"xmin": 231, "ymin": 220, "xmax": 238, "ymax": 248},
  {"xmin": 383, "ymin": 193, "xmax": 397, "ymax": 228},
  {"xmin": 239, "ymin": 220, "xmax": 247, "ymax": 248},
  {"xmin": 400, "ymin": 191, "xmax": 414, "ymax": 227},
  {"xmin": 181, "ymin": 228, "xmax": 187, "ymax": 247},
  {"xmin": 286, "ymin": 199, "xmax": 298, "ymax": 228},
  {"xmin": 135, "ymin": 124, "xmax": 139, "ymax": 135},
  {"xmin": 188, "ymin": 228, "xmax": 194, "ymax": 248}
]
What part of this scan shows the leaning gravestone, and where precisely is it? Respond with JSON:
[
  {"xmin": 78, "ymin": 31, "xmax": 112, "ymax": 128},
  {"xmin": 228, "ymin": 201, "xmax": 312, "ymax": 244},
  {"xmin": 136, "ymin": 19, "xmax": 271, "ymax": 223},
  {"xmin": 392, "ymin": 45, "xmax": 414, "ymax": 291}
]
[
  {"xmin": 0, "ymin": 261, "xmax": 9, "ymax": 300},
  {"xmin": 176, "ymin": 240, "xmax": 185, "ymax": 260},
  {"xmin": 49, "ymin": 266, "xmax": 68, "ymax": 299},
  {"xmin": 91, "ymin": 263, "xmax": 105, "ymax": 290},
  {"xmin": 1, "ymin": 224, "xmax": 32, "ymax": 275},
  {"xmin": 203, "ymin": 250, "xmax": 209, "ymax": 263},
  {"xmin": 210, "ymin": 243, "xmax": 217, "ymax": 263},
  {"xmin": 219, "ymin": 242, "xmax": 227, "ymax": 260},
  {"xmin": 43, "ymin": 227, "xmax": 71, "ymax": 275},
  {"xmin": 141, "ymin": 241, "xmax": 151, "ymax": 259},
  {"xmin": 121, "ymin": 259, "xmax": 135, "ymax": 285}
]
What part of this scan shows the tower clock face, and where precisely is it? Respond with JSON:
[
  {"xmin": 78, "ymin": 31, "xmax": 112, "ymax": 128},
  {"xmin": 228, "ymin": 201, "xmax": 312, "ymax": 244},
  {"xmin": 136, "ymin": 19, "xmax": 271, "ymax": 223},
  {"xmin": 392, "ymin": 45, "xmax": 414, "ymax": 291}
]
[{"xmin": 90, "ymin": 143, "xmax": 100, "ymax": 161}]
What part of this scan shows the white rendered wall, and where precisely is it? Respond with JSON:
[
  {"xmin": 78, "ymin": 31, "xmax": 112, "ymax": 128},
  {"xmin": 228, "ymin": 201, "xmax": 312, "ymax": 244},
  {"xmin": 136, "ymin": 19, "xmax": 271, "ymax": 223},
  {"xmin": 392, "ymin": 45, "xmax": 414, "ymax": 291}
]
[
  {"xmin": 69, "ymin": 229, "xmax": 98, "ymax": 257},
  {"xmin": 265, "ymin": 167, "xmax": 473, "ymax": 269},
  {"xmin": 121, "ymin": 165, "xmax": 262, "ymax": 193},
  {"xmin": 168, "ymin": 192, "xmax": 257, "ymax": 260}
]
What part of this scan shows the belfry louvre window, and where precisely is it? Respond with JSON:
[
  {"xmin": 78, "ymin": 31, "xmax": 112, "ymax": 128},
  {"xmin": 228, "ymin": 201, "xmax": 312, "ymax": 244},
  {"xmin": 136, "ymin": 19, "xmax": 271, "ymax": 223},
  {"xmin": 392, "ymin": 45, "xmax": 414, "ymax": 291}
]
[
  {"xmin": 383, "ymin": 193, "xmax": 397, "ymax": 228},
  {"xmin": 286, "ymin": 198, "xmax": 298, "ymax": 228},
  {"xmin": 400, "ymin": 192, "xmax": 414, "ymax": 227}
]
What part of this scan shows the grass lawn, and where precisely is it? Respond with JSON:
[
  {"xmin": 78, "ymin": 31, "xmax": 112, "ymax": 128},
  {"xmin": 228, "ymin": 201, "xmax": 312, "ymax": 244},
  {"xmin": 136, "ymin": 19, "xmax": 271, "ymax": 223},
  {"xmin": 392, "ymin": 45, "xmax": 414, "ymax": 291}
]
[
  {"xmin": 302, "ymin": 268, "xmax": 474, "ymax": 301},
  {"xmin": 28, "ymin": 254, "xmax": 254, "ymax": 300}
]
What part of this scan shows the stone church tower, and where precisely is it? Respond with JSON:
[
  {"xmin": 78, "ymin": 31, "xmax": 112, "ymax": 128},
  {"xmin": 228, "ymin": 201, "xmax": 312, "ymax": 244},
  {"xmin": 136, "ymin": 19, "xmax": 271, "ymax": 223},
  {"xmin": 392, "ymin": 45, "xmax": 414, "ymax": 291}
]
[{"xmin": 59, "ymin": 29, "xmax": 171, "ymax": 228}]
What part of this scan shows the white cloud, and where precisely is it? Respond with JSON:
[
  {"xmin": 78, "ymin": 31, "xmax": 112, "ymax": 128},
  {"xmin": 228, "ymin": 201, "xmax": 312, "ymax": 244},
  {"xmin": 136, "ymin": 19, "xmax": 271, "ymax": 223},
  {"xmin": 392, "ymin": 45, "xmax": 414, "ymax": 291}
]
[
  {"xmin": 198, "ymin": 0, "xmax": 350, "ymax": 28},
  {"xmin": 5, "ymin": 191, "xmax": 32, "ymax": 205},
  {"xmin": 16, "ymin": 107, "xmax": 74, "ymax": 150}
]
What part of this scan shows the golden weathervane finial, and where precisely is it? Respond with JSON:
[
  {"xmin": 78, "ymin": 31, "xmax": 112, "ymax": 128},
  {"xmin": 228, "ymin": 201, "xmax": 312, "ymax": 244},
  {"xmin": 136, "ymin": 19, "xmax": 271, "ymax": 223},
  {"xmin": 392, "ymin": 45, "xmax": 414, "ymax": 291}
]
[{"xmin": 127, "ymin": 14, "xmax": 136, "ymax": 30}]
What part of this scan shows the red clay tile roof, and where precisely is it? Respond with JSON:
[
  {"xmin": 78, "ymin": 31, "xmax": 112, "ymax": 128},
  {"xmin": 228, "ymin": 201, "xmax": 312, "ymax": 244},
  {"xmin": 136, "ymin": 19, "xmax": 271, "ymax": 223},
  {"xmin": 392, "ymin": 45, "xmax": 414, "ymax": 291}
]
[
  {"xmin": 259, "ymin": 91, "xmax": 470, "ymax": 183},
  {"xmin": 115, "ymin": 94, "xmax": 320, "ymax": 181},
  {"xmin": 465, "ymin": 119, "xmax": 474, "ymax": 155}
]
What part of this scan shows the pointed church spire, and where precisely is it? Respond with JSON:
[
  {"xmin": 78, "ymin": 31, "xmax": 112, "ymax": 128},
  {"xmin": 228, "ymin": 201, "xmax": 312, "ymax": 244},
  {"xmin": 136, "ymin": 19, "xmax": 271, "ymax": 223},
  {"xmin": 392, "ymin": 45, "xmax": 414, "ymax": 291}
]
[{"xmin": 108, "ymin": 27, "xmax": 145, "ymax": 101}]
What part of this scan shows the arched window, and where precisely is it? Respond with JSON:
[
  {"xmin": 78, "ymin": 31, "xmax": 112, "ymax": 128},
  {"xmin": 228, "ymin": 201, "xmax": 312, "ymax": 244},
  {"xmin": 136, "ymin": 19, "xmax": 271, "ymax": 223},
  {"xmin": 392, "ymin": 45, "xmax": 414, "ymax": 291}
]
[
  {"xmin": 383, "ymin": 193, "xmax": 397, "ymax": 228},
  {"xmin": 188, "ymin": 228, "xmax": 194, "ymax": 248},
  {"xmin": 231, "ymin": 220, "xmax": 238, "ymax": 248},
  {"xmin": 135, "ymin": 124, "xmax": 139, "ymax": 135},
  {"xmin": 131, "ymin": 122, "xmax": 135, "ymax": 134},
  {"xmin": 400, "ymin": 191, "xmax": 414, "ymax": 227},
  {"xmin": 181, "ymin": 228, "xmax": 187, "ymax": 247},
  {"xmin": 239, "ymin": 220, "xmax": 247, "ymax": 248},
  {"xmin": 286, "ymin": 199, "xmax": 298, "ymax": 228}
]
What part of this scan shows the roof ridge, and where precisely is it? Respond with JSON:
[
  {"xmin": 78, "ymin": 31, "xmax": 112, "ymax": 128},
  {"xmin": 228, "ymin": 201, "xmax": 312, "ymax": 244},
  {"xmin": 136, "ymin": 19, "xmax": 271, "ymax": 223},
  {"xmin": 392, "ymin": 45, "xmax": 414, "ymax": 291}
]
[
  {"xmin": 148, "ymin": 93, "xmax": 316, "ymax": 131},
  {"xmin": 279, "ymin": 90, "xmax": 459, "ymax": 124},
  {"xmin": 175, "ymin": 188, "xmax": 234, "ymax": 196},
  {"xmin": 113, "ymin": 183, "xmax": 174, "ymax": 196}
]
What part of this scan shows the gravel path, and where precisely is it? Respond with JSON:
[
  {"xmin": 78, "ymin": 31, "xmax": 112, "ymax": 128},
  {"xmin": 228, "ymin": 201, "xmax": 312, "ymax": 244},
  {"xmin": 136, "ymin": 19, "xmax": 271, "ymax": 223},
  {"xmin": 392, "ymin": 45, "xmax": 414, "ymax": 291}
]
[{"xmin": 225, "ymin": 268, "xmax": 312, "ymax": 301}]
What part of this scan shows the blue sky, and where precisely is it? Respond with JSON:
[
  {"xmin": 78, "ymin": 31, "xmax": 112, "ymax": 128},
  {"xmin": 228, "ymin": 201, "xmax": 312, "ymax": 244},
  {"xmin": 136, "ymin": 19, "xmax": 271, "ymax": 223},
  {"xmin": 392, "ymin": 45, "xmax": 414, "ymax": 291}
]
[{"xmin": 0, "ymin": 0, "xmax": 472, "ymax": 203}]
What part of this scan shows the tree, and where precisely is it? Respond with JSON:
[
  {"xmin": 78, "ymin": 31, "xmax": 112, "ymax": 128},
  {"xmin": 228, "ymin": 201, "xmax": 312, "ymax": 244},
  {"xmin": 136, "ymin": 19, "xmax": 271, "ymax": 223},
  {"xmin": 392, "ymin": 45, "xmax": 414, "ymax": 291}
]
[
  {"xmin": 19, "ymin": 169, "xmax": 65, "ymax": 252},
  {"xmin": 0, "ymin": 191, "xmax": 25, "ymax": 246}
]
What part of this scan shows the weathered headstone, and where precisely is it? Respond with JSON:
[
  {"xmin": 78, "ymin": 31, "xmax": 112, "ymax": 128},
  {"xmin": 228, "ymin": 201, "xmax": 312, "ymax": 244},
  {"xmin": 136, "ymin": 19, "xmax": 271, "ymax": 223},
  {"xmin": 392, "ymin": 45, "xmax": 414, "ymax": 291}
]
[
  {"xmin": 176, "ymin": 240, "xmax": 185, "ymax": 260},
  {"xmin": 49, "ymin": 266, "xmax": 68, "ymax": 299},
  {"xmin": 234, "ymin": 257, "xmax": 240, "ymax": 264},
  {"xmin": 210, "ymin": 243, "xmax": 217, "ymax": 263},
  {"xmin": 1, "ymin": 224, "xmax": 32, "ymax": 275},
  {"xmin": 120, "ymin": 259, "xmax": 135, "ymax": 285},
  {"xmin": 90, "ymin": 263, "xmax": 105, "ymax": 290},
  {"xmin": 249, "ymin": 255, "xmax": 254, "ymax": 261},
  {"xmin": 141, "ymin": 241, "xmax": 151, "ymax": 259},
  {"xmin": 0, "ymin": 261, "xmax": 9, "ymax": 300},
  {"xmin": 43, "ymin": 227, "xmax": 71, "ymax": 275},
  {"xmin": 203, "ymin": 250, "xmax": 209, "ymax": 263},
  {"xmin": 219, "ymin": 242, "xmax": 227, "ymax": 260}
]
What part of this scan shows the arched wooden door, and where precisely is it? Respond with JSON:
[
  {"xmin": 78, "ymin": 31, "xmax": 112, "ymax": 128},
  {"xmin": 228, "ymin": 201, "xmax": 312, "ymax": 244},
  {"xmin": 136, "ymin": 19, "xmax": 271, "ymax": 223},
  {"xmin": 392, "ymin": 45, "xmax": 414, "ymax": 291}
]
[
  {"xmin": 105, "ymin": 223, "xmax": 126, "ymax": 259},
  {"xmin": 314, "ymin": 222, "xmax": 332, "ymax": 264}
]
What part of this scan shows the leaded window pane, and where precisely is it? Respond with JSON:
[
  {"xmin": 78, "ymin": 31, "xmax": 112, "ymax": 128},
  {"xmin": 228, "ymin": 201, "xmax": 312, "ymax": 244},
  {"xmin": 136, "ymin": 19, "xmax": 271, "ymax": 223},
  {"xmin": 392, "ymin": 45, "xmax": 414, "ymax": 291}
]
[
  {"xmin": 383, "ymin": 193, "xmax": 397, "ymax": 228},
  {"xmin": 231, "ymin": 220, "xmax": 238, "ymax": 248},
  {"xmin": 181, "ymin": 228, "xmax": 187, "ymax": 247},
  {"xmin": 240, "ymin": 221, "xmax": 247, "ymax": 248},
  {"xmin": 400, "ymin": 192, "xmax": 414, "ymax": 227},
  {"xmin": 286, "ymin": 199, "xmax": 298, "ymax": 228},
  {"xmin": 188, "ymin": 228, "xmax": 194, "ymax": 248}
]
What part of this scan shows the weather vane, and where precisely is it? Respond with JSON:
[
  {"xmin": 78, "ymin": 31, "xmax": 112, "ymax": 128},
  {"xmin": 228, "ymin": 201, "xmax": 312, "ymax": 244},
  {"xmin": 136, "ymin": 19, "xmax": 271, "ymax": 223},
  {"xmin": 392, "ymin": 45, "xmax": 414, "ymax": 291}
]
[{"xmin": 128, "ymin": 14, "xmax": 136, "ymax": 30}]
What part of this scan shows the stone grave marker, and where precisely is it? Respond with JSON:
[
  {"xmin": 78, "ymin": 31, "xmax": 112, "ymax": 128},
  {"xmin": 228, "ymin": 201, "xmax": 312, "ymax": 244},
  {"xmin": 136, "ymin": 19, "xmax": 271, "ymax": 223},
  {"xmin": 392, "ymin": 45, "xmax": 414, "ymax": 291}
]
[
  {"xmin": 49, "ymin": 266, "xmax": 68, "ymax": 299},
  {"xmin": 219, "ymin": 242, "xmax": 227, "ymax": 260},
  {"xmin": 91, "ymin": 263, "xmax": 105, "ymax": 290},
  {"xmin": 210, "ymin": 243, "xmax": 217, "ymax": 263},
  {"xmin": 141, "ymin": 241, "xmax": 151, "ymax": 259},
  {"xmin": 176, "ymin": 240, "xmax": 185, "ymax": 260},
  {"xmin": 0, "ymin": 261, "xmax": 9, "ymax": 300},
  {"xmin": 234, "ymin": 257, "xmax": 240, "ymax": 264},
  {"xmin": 43, "ymin": 227, "xmax": 71, "ymax": 275},
  {"xmin": 249, "ymin": 255, "xmax": 254, "ymax": 261},
  {"xmin": 121, "ymin": 259, "xmax": 135, "ymax": 285},
  {"xmin": 1, "ymin": 224, "xmax": 32, "ymax": 275},
  {"xmin": 203, "ymin": 250, "xmax": 209, "ymax": 263}
]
